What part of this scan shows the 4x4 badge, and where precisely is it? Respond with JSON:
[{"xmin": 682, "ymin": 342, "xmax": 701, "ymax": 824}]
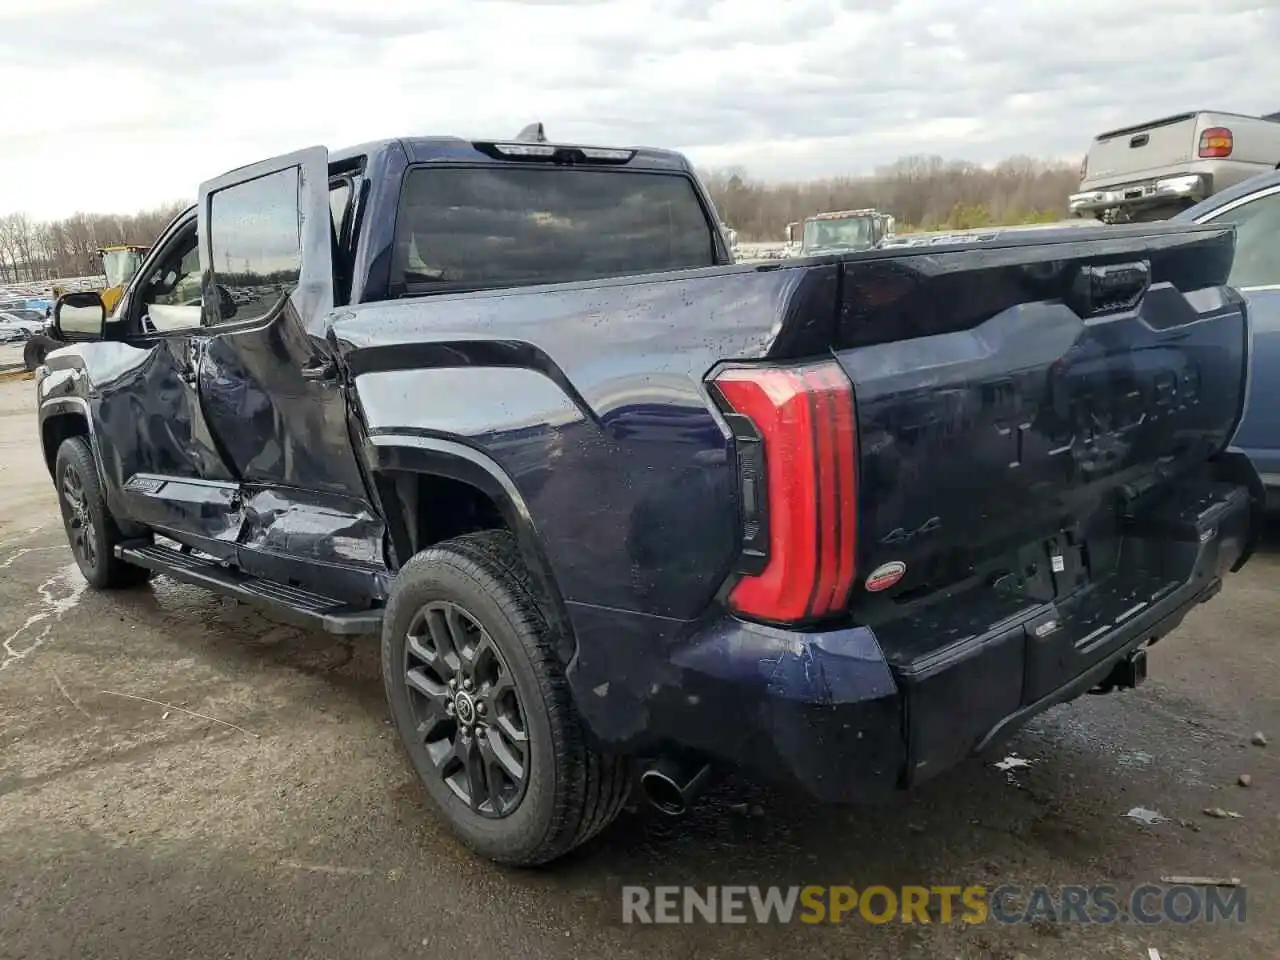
[{"xmin": 865, "ymin": 561, "xmax": 906, "ymax": 593}]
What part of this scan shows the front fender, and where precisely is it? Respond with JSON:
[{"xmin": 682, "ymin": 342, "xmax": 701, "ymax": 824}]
[{"xmin": 37, "ymin": 356, "xmax": 99, "ymax": 477}]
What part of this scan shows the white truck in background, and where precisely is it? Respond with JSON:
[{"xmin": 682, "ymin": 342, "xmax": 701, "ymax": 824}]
[{"xmin": 1070, "ymin": 109, "xmax": 1280, "ymax": 222}]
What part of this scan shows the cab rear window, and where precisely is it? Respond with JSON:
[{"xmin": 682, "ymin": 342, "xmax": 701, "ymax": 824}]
[{"xmin": 392, "ymin": 166, "xmax": 716, "ymax": 292}]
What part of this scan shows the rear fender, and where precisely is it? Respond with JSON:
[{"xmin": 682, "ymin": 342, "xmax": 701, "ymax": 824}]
[
  {"xmin": 362, "ymin": 434, "xmax": 577, "ymax": 665},
  {"xmin": 344, "ymin": 349, "xmax": 741, "ymax": 622},
  {"xmin": 345, "ymin": 344, "xmax": 744, "ymax": 724}
]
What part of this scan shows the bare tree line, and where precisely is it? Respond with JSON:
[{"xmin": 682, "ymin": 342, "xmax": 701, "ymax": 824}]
[
  {"xmin": 0, "ymin": 153, "xmax": 1079, "ymax": 281},
  {"xmin": 701, "ymin": 155, "xmax": 1080, "ymax": 241},
  {"xmin": 0, "ymin": 203, "xmax": 187, "ymax": 283}
]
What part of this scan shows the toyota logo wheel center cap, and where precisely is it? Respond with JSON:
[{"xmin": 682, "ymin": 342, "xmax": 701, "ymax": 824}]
[{"xmin": 454, "ymin": 691, "xmax": 477, "ymax": 726}]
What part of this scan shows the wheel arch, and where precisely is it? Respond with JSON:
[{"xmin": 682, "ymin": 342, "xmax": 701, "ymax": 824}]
[
  {"xmin": 39, "ymin": 401, "xmax": 93, "ymax": 479},
  {"xmin": 364, "ymin": 433, "xmax": 577, "ymax": 666}
]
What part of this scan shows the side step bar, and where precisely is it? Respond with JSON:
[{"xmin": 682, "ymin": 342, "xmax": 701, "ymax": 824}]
[{"xmin": 116, "ymin": 543, "xmax": 383, "ymax": 635}]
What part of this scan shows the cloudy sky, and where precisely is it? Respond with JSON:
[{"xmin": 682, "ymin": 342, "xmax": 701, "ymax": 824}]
[{"xmin": 1, "ymin": 0, "xmax": 1277, "ymax": 220}]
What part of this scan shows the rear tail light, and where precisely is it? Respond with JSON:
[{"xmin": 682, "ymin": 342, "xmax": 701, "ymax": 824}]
[
  {"xmin": 1079, "ymin": 156, "xmax": 1087, "ymax": 180},
  {"xmin": 711, "ymin": 361, "xmax": 858, "ymax": 623},
  {"xmin": 1198, "ymin": 127, "xmax": 1233, "ymax": 158}
]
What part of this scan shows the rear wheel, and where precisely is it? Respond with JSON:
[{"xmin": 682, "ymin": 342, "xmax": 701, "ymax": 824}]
[
  {"xmin": 382, "ymin": 530, "xmax": 631, "ymax": 866},
  {"xmin": 54, "ymin": 436, "xmax": 152, "ymax": 589}
]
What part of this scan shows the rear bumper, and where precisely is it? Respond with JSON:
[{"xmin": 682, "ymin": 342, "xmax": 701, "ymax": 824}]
[
  {"xmin": 564, "ymin": 476, "xmax": 1258, "ymax": 803},
  {"xmin": 1069, "ymin": 172, "xmax": 1212, "ymax": 215}
]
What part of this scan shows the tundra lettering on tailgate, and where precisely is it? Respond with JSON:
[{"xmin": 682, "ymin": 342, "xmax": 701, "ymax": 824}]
[{"xmin": 1038, "ymin": 347, "xmax": 1203, "ymax": 479}]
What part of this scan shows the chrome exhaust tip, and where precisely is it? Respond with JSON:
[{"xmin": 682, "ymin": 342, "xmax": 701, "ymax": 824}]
[{"xmin": 639, "ymin": 757, "xmax": 711, "ymax": 816}]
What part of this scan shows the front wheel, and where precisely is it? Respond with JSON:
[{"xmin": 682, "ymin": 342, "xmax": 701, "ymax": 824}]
[
  {"xmin": 54, "ymin": 436, "xmax": 152, "ymax": 589},
  {"xmin": 382, "ymin": 530, "xmax": 631, "ymax": 866}
]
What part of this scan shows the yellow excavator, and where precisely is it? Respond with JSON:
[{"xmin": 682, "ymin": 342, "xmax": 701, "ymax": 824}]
[
  {"xmin": 97, "ymin": 244, "xmax": 148, "ymax": 312},
  {"xmin": 24, "ymin": 245, "xmax": 149, "ymax": 371}
]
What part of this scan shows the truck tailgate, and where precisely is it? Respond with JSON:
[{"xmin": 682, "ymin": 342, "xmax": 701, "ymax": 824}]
[
  {"xmin": 828, "ymin": 223, "xmax": 1251, "ymax": 774},
  {"xmin": 1084, "ymin": 113, "xmax": 1200, "ymax": 186}
]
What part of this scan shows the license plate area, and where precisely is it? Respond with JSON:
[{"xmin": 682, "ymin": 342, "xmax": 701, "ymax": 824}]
[
  {"xmin": 1019, "ymin": 481, "xmax": 1248, "ymax": 704},
  {"xmin": 993, "ymin": 529, "xmax": 1096, "ymax": 605},
  {"xmin": 1045, "ymin": 531, "xmax": 1091, "ymax": 598}
]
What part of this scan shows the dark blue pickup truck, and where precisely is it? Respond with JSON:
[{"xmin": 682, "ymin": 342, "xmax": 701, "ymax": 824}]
[{"xmin": 36, "ymin": 129, "xmax": 1262, "ymax": 865}]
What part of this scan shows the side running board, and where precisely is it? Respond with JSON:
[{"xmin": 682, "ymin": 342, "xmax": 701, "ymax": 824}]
[{"xmin": 116, "ymin": 543, "xmax": 383, "ymax": 635}]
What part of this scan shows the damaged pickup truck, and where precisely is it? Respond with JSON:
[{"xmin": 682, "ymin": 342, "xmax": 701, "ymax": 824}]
[{"xmin": 36, "ymin": 131, "xmax": 1262, "ymax": 866}]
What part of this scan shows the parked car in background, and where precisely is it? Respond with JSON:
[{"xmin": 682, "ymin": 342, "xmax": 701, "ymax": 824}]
[
  {"xmin": 2, "ymin": 307, "xmax": 46, "ymax": 324},
  {"xmin": 1177, "ymin": 170, "xmax": 1280, "ymax": 507},
  {"xmin": 0, "ymin": 311, "xmax": 45, "ymax": 342},
  {"xmin": 1071, "ymin": 110, "xmax": 1280, "ymax": 223}
]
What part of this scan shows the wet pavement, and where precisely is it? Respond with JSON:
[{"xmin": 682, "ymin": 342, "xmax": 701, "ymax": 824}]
[{"xmin": 1, "ymin": 376, "xmax": 1277, "ymax": 959}]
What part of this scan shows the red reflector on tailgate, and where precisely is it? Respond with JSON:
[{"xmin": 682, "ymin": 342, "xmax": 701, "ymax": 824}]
[{"xmin": 713, "ymin": 361, "xmax": 858, "ymax": 623}]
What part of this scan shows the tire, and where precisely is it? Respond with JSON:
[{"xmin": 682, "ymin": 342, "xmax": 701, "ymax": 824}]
[
  {"xmin": 53, "ymin": 436, "xmax": 152, "ymax": 589},
  {"xmin": 24, "ymin": 334, "xmax": 61, "ymax": 372},
  {"xmin": 382, "ymin": 530, "xmax": 631, "ymax": 866}
]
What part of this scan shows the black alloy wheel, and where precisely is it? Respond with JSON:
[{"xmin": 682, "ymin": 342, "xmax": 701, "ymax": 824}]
[
  {"xmin": 53, "ymin": 436, "xmax": 152, "ymax": 589},
  {"xmin": 381, "ymin": 531, "xmax": 632, "ymax": 866},
  {"xmin": 59, "ymin": 459, "xmax": 98, "ymax": 572},
  {"xmin": 403, "ymin": 600, "xmax": 530, "ymax": 817}
]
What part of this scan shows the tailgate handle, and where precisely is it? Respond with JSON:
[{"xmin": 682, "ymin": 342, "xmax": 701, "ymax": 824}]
[
  {"xmin": 1130, "ymin": 134, "xmax": 1149, "ymax": 148},
  {"xmin": 1069, "ymin": 260, "xmax": 1151, "ymax": 317}
]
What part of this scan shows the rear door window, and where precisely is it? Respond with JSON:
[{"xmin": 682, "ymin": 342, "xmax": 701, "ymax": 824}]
[{"xmin": 393, "ymin": 166, "xmax": 716, "ymax": 292}]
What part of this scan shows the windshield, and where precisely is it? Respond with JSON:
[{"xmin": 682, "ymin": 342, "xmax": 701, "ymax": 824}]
[
  {"xmin": 393, "ymin": 166, "xmax": 716, "ymax": 291},
  {"xmin": 102, "ymin": 249, "xmax": 143, "ymax": 288},
  {"xmin": 802, "ymin": 217, "xmax": 875, "ymax": 253}
]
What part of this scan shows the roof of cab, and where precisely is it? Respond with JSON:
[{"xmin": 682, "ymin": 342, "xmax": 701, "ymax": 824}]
[{"xmin": 329, "ymin": 136, "xmax": 693, "ymax": 173}]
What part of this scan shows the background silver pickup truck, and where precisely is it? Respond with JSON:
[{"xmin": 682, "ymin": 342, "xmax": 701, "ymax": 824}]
[{"xmin": 1070, "ymin": 109, "xmax": 1280, "ymax": 222}]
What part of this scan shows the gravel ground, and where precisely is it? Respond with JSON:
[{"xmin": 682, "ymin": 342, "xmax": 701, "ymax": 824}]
[{"xmin": 0, "ymin": 375, "xmax": 1277, "ymax": 960}]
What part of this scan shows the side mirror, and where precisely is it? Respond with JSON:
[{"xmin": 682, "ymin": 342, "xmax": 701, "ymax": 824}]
[{"xmin": 53, "ymin": 292, "xmax": 106, "ymax": 341}]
